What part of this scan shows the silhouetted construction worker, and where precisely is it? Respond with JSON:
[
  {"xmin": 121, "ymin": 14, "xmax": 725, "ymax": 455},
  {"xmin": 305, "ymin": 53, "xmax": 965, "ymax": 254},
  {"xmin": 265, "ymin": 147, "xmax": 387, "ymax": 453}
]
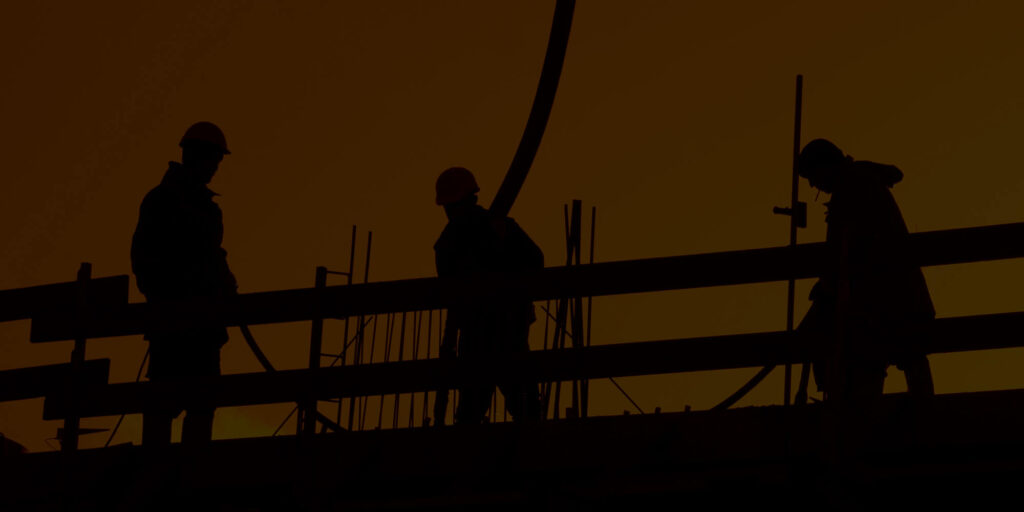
[
  {"xmin": 131, "ymin": 122, "xmax": 237, "ymax": 445},
  {"xmin": 434, "ymin": 167, "xmax": 543, "ymax": 424},
  {"xmin": 797, "ymin": 139, "xmax": 935, "ymax": 403}
]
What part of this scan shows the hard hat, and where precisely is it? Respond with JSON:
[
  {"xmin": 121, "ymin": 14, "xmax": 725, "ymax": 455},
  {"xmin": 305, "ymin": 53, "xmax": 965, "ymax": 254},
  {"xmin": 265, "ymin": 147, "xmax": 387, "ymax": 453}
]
[
  {"xmin": 179, "ymin": 122, "xmax": 231, "ymax": 154},
  {"xmin": 435, "ymin": 167, "xmax": 480, "ymax": 205},
  {"xmin": 798, "ymin": 139, "xmax": 843, "ymax": 178}
]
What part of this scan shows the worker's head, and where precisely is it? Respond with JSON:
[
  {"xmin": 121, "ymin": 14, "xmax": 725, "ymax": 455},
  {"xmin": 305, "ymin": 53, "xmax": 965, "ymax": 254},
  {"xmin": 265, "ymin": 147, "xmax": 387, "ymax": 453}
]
[
  {"xmin": 798, "ymin": 139, "xmax": 850, "ymax": 194},
  {"xmin": 180, "ymin": 122, "xmax": 230, "ymax": 184},
  {"xmin": 435, "ymin": 167, "xmax": 480, "ymax": 219}
]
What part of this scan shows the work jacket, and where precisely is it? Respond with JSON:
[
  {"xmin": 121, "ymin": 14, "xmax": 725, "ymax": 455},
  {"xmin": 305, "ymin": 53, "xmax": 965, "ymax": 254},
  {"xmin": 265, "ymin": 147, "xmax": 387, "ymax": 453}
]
[
  {"xmin": 434, "ymin": 204, "xmax": 543, "ymax": 342},
  {"xmin": 131, "ymin": 162, "xmax": 237, "ymax": 342},
  {"xmin": 802, "ymin": 161, "xmax": 935, "ymax": 342}
]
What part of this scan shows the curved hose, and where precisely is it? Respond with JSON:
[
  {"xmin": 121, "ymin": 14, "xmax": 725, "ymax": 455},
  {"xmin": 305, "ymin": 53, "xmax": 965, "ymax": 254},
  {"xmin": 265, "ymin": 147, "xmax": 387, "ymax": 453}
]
[
  {"xmin": 711, "ymin": 365, "xmax": 775, "ymax": 411},
  {"xmin": 489, "ymin": 0, "xmax": 576, "ymax": 217}
]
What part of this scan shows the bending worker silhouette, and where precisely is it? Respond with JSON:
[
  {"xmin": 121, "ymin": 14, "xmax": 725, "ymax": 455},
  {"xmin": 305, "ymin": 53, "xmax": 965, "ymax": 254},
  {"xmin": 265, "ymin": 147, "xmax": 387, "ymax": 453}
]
[
  {"xmin": 434, "ymin": 167, "xmax": 543, "ymax": 424},
  {"xmin": 797, "ymin": 139, "xmax": 934, "ymax": 403},
  {"xmin": 131, "ymin": 122, "xmax": 237, "ymax": 445}
]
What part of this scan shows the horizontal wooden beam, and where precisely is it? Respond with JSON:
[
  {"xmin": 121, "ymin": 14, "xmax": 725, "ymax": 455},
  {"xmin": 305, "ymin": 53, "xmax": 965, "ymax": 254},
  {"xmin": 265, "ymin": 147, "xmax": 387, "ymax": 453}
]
[
  {"xmin": 0, "ymin": 275, "xmax": 129, "ymax": 323},
  {"xmin": 0, "ymin": 359, "xmax": 109, "ymax": 402},
  {"xmin": 30, "ymin": 223, "xmax": 1024, "ymax": 343},
  {"xmin": 43, "ymin": 311, "xmax": 1024, "ymax": 419}
]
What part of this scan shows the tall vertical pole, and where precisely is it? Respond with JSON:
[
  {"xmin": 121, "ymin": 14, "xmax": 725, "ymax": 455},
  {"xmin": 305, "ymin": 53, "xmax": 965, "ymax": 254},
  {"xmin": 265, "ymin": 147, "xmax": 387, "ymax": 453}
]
[
  {"xmin": 302, "ymin": 265, "xmax": 328, "ymax": 436},
  {"xmin": 550, "ymin": 204, "xmax": 573, "ymax": 420},
  {"xmin": 348, "ymin": 231, "xmax": 372, "ymax": 431},
  {"xmin": 784, "ymin": 75, "xmax": 804, "ymax": 406},
  {"xmin": 583, "ymin": 206, "xmax": 596, "ymax": 418},
  {"xmin": 336, "ymin": 226, "xmax": 357, "ymax": 426},
  {"xmin": 569, "ymin": 200, "xmax": 583, "ymax": 418},
  {"xmin": 62, "ymin": 262, "xmax": 91, "ymax": 453}
]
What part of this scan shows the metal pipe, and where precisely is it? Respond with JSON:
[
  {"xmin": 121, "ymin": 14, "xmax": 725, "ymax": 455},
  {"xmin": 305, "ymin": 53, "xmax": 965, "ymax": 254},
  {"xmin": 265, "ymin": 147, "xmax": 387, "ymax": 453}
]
[
  {"xmin": 784, "ymin": 74, "xmax": 804, "ymax": 406},
  {"xmin": 570, "ymin": 201, "xmax": 582, "ymax": 418}
]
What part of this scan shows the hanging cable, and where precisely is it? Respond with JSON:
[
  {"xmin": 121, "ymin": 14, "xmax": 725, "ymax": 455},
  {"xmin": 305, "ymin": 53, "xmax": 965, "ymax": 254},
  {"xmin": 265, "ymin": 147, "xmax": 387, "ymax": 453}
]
[
  {"xmin": 712, "ymin": 365, "xmax": 776, "ymax": 411},
  {"xmin": 104, "ymin": 348, "xmax": 149, "ymax": 447}
]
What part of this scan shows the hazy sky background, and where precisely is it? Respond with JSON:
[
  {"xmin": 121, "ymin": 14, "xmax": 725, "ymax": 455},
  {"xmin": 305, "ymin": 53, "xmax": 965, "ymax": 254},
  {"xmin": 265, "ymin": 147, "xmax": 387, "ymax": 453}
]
[{"xmin": 2, "ymin": 1, "xmax": 1023, "ymax": 451}]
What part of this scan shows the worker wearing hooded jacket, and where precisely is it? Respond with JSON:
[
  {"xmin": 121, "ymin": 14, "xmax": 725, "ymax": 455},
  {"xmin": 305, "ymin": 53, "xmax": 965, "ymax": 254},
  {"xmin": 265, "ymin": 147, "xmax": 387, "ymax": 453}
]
[
  {"xmin": 797, "ymin": 139, "xmax": 934, "ymax": 403},
  {"xmin": 434, "ymin": 167, "xmax": 543, "ymax": 424},
  {"xmin": 131, "ymin": 122, "xmax": 237, "ymax": 445}
]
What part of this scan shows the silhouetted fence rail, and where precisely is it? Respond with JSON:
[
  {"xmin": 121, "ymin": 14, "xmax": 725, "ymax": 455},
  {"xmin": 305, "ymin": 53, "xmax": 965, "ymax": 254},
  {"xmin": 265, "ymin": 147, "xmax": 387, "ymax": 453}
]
[
  {"xmin": 28, "ymin": 222, "xmax": 1024, "ymax": 343},
  {"xmin": 38, "ymin": 310, "xmax": 1024, "ymax": 420},
  {"xmin": 0, "ymin": 360, "xmax": 109, "ymax": 403},
  {"xmin": 4, "ymin": 221, "xmax": 1024, "ymax": 445},
  {"xmin": 0, "ymin": 275, "xmax": 128, "ymax": 323}
]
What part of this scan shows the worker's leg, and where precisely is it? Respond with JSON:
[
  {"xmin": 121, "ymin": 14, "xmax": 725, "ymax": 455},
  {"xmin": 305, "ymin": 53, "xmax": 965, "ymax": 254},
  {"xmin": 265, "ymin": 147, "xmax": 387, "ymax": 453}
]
[
  {"xmin": 498, "ymin": 380, "xmax": 541, "ymax": 421},
  {"xmin": 181, "ymin": 407, "xmax": 215, "ymax": 445},
  {"xmin": 142, "ymin": 411, "xmax": 173, "ymax": 447},
  {"xmin": 179, "ymin": 336, "xmax": 221, "ymax": 444},
  {"xmin": 142, "ymin": 340, "xmax": 174, "ymax": 447},
  {"xmin": 843, "ymin": 355, "xmax": 886, "ymax": 406},
  {"xmin": 901, "ymin": 354, "xmax": 934, "ymax": 398},
  {"xmin": 454, "ymin": 383, "xmax": 494, "ymax": 424},
  {"xmin": 496, "ymin": 321, "xmax": 541, "ymax": 421}
]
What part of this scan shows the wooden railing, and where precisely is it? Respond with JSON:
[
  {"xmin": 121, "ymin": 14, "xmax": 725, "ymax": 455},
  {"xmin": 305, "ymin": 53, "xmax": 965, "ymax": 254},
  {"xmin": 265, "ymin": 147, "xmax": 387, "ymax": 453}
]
[{"xmin": 4, "ymin": 222, "xmax": 1024, "ymax": 448}]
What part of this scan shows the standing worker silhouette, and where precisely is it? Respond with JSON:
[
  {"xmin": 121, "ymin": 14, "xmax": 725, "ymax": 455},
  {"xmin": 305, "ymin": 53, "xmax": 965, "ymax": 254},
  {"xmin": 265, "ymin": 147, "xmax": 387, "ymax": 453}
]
[
  {"xmin": 433, "ymin": 167, "xmax": 544, "ymax": 424},
  {"xmin": 131, "ymin": 122, "xmax": 238, "ymax": 445},
  {"xmin": 797, "ymin": 139, "xmax": 935, "ymax": 404}
]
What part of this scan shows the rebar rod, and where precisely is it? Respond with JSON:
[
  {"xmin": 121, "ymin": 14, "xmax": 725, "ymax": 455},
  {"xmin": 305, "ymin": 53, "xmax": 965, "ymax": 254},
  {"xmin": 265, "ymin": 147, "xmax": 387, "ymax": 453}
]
[
  {"xmin": 360, "ymin": 313, "xmax": 379, "ymax": 431},
  {"xmin": 422, "ymin": 310, "xmax": 433, "ymax": 425},
  {"xmin": 377, "ymin": 313, "xmax": 395, "ymax": 429},
  {"xmin": 393, "ymin": 312, "xmax": 407, "ymax": 429},
  {"xmin": 408, "ymin": 311, "xmax": 422, "ymax": 428}
]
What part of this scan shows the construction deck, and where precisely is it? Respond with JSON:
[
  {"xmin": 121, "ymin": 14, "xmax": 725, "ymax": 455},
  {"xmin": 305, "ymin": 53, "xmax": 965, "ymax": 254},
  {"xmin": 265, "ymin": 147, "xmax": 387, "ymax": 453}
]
[{"xmin": 4, "ymin": 389, "xmax": 1024, "ymax": 510}]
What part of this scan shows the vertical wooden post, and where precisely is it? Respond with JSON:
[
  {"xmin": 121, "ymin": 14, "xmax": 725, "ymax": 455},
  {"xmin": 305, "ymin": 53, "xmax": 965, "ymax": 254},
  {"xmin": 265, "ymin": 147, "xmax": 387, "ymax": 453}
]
[{"xmin": 62, "ymin": 262, "xmax": 91, "ymax": 453}]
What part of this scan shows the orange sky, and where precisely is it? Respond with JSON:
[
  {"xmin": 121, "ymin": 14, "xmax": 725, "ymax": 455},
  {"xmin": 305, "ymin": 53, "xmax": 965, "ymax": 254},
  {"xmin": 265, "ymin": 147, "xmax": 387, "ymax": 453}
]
[{"xmin": 2, "ymin": 1, "xmax": 1024, "ymax": 451}]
